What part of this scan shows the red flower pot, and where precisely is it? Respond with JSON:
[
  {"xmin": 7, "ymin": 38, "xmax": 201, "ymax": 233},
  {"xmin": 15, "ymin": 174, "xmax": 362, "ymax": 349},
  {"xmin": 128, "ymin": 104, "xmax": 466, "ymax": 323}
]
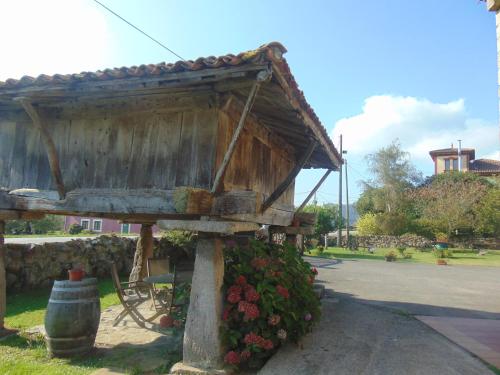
[{"xmin": 68, "ymin": 269, "xmax": 85, "ymax": 282}]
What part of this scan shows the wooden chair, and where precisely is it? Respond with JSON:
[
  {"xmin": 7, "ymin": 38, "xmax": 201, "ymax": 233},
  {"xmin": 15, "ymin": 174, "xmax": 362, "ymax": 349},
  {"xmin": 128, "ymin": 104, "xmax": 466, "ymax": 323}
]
[
  {"xmin": 110, "ymin": 262, "xmax": 152, "ymax": 328},
  {"xmin": 146, "ymin": 258, "xmax": 177, "ymax": 316}
]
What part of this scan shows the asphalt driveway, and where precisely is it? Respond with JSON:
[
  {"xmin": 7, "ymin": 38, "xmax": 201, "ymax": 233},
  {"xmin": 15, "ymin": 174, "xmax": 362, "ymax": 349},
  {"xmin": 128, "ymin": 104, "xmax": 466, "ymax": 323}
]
[
  {"xmin": 307, "ymin": 257, "xmax": 500, "ymax": 319},
  {"xmin": 259, "ymin": 257, "xmax": 499, "ymax": 374}
]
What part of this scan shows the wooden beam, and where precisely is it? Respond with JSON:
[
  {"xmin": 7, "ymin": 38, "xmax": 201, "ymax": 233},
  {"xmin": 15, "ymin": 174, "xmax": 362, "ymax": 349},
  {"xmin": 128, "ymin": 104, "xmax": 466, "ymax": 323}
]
[
  {"xmin": 211, "ymin": 70, "xmax": 271, "ymax": 193},
  {"xmin": 157, "ymin": 219, "xmax": 259, "ymax": 234},
  {"xmin": 0, "ymin": 188, "xmax": 293, "ymax": 225},
  {"xmin": 296, "ymin": 169, "xmax": 332, "ymax": 213},
  {"xmin": 15, "ymin": 98, "xmax": 66, "ymax": 199},
  {"xmin": 0, "ymin": 210, "xmax": 45, "ymax": 220},
  {"xmin": 261, "ymin": 140, "xmax": 317, "ymax": 212}
]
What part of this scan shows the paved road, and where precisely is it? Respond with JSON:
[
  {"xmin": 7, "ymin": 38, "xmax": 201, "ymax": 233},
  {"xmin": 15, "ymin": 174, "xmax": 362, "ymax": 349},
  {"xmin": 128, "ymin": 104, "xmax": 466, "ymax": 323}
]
[
  {"xmin": 259, "ymin": 257, "xmax": 498, "ymax": 374},
  {"xmin": 4, "ymin": 235, "xmax": 138, "ymax": 245},
  {"xmin": 307, "ymin": 256, "xmax": 500, "ymax": 319}
]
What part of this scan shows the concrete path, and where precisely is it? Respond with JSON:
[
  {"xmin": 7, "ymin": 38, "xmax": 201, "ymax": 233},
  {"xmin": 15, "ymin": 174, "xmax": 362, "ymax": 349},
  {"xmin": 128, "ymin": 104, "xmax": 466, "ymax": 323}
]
[{"xmin": 259, "ymin": 298, "xmax": 493, "ymax": 375}]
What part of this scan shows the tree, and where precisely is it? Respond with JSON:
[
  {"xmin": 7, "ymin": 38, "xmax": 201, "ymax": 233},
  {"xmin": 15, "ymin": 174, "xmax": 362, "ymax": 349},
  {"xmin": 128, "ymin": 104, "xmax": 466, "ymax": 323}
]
[
  {"xmin": 303, "ymin": 203, "xmax": 342, "ymax": 243},
  {"xmin": 5, "ymin": 215, "xmax": 64, "ymax": 235},
  {"xmin": 412, "ymin": 172, "xmax": 493, "ymax": 238},
  {"xmin": 363, "ymin": 140, "xmax": 422, "ymax": 214}
]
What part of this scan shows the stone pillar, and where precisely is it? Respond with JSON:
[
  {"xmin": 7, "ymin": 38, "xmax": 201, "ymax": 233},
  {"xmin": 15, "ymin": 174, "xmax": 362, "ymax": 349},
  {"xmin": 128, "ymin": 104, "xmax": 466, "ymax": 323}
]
[
  {"xmin": 172, "ymin": 234, "xmax": 226, "ymax": 375},
  {"xmin": 0, "ymin": 220, "xmax": 5, "ymax": 332},
  {"xmin": 129, "ymin": 224, "xmax": 154, "ymax": 282}
]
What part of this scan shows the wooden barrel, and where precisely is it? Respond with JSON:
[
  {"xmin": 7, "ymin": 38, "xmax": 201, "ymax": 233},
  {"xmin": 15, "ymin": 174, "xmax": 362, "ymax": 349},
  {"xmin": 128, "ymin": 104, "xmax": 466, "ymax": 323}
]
[{"xmin": 44, "ymin": 278, "xmax": 100, "ymax": 357}]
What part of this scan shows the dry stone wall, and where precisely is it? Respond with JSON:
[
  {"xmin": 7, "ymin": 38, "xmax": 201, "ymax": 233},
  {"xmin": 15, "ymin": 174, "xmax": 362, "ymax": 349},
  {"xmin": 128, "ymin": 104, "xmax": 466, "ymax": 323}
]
[
  {"xmin": 354, "ymin": 234, "xmax": 433, "ymax": 249},
  {"xmin": 5, "ymin": 235, "xmax": 195, "ymax": 292}
]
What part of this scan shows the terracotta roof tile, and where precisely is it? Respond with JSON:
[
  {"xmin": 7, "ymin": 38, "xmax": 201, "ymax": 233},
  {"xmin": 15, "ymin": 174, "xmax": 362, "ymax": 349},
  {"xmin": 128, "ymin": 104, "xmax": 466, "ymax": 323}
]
[{"xmin": 470, "ymin": 159, "xmax": 500, "ymax": 174}]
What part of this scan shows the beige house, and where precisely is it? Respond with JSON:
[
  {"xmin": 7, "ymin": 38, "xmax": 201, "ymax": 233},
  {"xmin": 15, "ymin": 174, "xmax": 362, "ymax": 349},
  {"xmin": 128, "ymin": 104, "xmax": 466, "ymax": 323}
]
[{"xmin": 429, "ymin": 146, "xmax": 500, "ymax": 176}]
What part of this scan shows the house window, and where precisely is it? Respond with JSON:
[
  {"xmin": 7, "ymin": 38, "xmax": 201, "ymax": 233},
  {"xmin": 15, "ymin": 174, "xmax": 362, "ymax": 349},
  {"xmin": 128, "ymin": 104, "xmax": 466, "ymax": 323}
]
[
  {"xmin": 121, "ymin": 223, "xmax": 130, "ymax": 234},
  {"xmin": 452, "ymin": 159, "xmax": 458, "ymax": 170},
  {"xmin": 93, "ymin": 219, "xmax": 103, "ymax": 232},
  {"xmin": 81, "ymin": 219, "xmax": 90, "ymax": 230},
  {"xmin": 444, "ymin": 159, "xmax": 450, "ymax": 171}
]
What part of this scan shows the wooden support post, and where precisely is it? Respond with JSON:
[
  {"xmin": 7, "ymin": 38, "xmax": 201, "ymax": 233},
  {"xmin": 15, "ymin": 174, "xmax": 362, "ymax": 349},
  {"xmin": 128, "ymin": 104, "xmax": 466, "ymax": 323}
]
[
  {"xmin": 211, "ymin": 70, "xmax": 270, "ymax": 194},
  {"xmin": 262, "ymin": 140, "xmax": 318, "ymax": 212},
  {"xmin": 16, "ymin": 98, "xmax": 66, "ymax": 199},
  {"xmin": 129, "ymin": 224, "xmax": 154, "ymax": 282},
  {"xmin": 171, "ymin": 234, "xmax": 226, "ymax": 375},
  {"xmin": 0, "ymin": 220, "xmax": 5, "ymax": 332},
  {"xmin": 296, "ymin": 169, "xmax": 332, "ymax": 213}
]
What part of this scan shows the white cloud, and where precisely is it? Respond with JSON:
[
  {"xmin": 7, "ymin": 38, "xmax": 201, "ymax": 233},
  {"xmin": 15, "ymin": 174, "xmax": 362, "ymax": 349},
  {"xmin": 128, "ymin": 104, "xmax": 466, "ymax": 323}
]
[
  {"xmin": 332, "ymin": 95, "xmax": 499, "ymax": 164},
  {"xmin": 0, "ymin": 0, "xmax": 114, "ymax": 81}
]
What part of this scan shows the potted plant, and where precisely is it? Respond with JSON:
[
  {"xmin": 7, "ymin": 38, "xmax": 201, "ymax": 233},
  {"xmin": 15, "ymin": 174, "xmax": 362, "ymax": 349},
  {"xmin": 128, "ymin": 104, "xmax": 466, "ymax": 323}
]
[
  {"xmin": 434, "ymin": 233, "xmax": 449, "ymax": 250},
  {"xmin": 68, "ymin": 264, "xmax": 85, "ymax": 282}
]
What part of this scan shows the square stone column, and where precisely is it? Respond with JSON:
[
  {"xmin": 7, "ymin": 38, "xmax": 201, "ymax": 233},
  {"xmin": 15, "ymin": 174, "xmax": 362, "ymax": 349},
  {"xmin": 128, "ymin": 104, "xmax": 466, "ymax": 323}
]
[{"xmin": 171, "ymin": 234, "xmax": 227, "ymax": 375}]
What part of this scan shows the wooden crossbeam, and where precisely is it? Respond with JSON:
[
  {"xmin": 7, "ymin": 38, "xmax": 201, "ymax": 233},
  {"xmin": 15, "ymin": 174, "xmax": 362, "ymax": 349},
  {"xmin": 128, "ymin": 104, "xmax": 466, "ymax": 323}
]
[
  {"xmin": 16, "ymin": 98, "xmax": 66, "ymax": 199},
  {"xmin": 295, "ymin": 169, "xmax": 332, "ymax": 213},
  {"xmin": 261, "ymin": 140, "xmax": 318, "ymax": 212},
  {"xmin": 211, "ymin": 69, "xmax": 271, "ymax": 193}
]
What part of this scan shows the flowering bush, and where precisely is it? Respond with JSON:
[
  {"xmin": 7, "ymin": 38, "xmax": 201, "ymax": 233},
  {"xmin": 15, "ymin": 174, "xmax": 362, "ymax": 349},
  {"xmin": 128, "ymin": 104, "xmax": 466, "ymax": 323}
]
[{"xmin": 222, "ymin": 240, "xmax": 320, "ymax": 370}]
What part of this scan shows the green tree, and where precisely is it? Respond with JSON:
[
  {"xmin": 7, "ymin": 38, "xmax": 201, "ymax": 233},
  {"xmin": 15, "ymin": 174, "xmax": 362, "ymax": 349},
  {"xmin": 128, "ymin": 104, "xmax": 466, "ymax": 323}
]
[
  {"xmin": 363, "ymin": 140, "xmax": 422, "ymax": 214},
  {"xmin": 413, "ymin": 172, "xmax": 493, "ymax": 238},
  {"xmin": 303, "ymin": 203, "xmax": 342, "ymax": 240},
  {"xmin": 5, "ymin": 215, "xmax": 64, "ymax": 235}
]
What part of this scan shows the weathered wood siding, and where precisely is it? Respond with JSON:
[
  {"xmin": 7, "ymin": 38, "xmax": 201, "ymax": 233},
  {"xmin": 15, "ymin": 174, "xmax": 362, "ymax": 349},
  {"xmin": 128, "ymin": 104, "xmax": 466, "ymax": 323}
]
[
  {"xmin": 216, "ymin": 106, "xmax": 295, "ymax": 206},
  {"xmin": 0, "ymin": 102, "xmax": 218, "ymax": 191}
]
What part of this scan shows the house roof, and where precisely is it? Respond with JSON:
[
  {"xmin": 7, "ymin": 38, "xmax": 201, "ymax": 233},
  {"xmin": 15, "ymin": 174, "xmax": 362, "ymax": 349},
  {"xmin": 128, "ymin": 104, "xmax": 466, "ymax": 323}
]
[
  {"xmin": 429, "ymin": 148, "xmax": 475, "ymax": 160},
  {"xmin": 0, "ymin": 42, "xmax": 341, "ymax": 170},
  {"xmin": 470, "ymin": 158, "xmax": 500, "ymax": 175}
]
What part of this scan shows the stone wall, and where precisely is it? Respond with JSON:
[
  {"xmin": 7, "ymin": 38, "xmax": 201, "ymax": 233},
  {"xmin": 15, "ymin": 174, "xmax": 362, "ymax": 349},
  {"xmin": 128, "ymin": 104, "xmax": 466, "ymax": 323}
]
[
  {"xmin": 5, "ymin": 235, "xmax": 195, "ymax": 292},
  {"xmin": 354, "ymin": 234, "xmax": 433, "ymax": 249}
]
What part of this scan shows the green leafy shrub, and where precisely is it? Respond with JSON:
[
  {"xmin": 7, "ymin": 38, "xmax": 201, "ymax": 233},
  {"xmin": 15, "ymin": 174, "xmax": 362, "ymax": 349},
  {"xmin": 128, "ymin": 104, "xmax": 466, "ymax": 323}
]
[
  {"xmin": 316, "ymin": 245, "xmax": 324, "ymax": 253},
  {"xmin": 385, "ymin": 250, "xmax": 397, "ymax": 262},
  {"xmin": 222, "ymin": 240, "xmax": 320, "ymax": 370},
  {"xmin": 357, "ymin": 213, "xmax": 381, "ymax": 235},
  {"xmin": 162, "ymin": 230, "xmax": 194, "ymax": 248},
  {"xmin": 396, "ymin": 246, "xmax": 406, "ymax": 256},
  {"xmin": 433, "ymin": 248, "xmax": 453, "ymax": 259},
  {"xmin": 68, "ymin": 224, "xmax": 83, "ymax": 235}
]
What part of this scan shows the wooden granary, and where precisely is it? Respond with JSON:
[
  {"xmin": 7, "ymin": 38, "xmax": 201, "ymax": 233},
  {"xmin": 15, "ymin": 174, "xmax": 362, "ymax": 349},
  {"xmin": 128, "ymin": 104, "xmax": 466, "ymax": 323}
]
[{"xmin": 0, "ymin": 42, "xmax": 340, "ymax": 373}]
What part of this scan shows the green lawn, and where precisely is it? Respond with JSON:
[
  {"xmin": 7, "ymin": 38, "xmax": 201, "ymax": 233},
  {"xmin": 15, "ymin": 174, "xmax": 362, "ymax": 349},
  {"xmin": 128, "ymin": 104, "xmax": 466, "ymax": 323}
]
[
  {"xmin": 1, "ymin": 278, "xmax": 129, "ymax": 375},
  {"xmin": 307, "ymin": 247, "xmax": 500, "ymax": 267},
  {"xmin": 5, "ymin": 278, "xmax": 120, "ymax": 330}
]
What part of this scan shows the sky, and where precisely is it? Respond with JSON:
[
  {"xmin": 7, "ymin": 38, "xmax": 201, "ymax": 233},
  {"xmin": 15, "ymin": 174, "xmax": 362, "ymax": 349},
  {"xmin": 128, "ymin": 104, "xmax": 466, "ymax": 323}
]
[{"xmin": 0, "ymin": 0, "xmax": 498, "ymax": 206}]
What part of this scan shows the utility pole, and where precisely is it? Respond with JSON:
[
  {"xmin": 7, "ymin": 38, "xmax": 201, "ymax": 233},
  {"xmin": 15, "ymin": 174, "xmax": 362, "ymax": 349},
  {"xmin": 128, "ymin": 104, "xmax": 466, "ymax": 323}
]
[
  {"xmin": 337, "ymin": 135, "xmax": 343, "ymax": 247},
  {"xmin": 457, "ymin": 139, "xmax": 462, "ymax": 172},
  {"xmin": 345, "ymin": 158, "xmax": 349, "ymax": 246}
]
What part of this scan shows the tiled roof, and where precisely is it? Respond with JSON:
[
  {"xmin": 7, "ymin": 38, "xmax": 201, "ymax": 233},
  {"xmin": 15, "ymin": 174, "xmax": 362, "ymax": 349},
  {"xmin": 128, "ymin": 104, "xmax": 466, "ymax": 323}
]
[
  {"xmin": 470, "ymin": 158, "xmax": 500, "ymax": 174},
  {"xmin": 429, "ymin": 148, "xmax": 475, "ymax": 155},
  {"xmin": 0, "ymin": 42, "xmax": 341, "ymax": 167}
]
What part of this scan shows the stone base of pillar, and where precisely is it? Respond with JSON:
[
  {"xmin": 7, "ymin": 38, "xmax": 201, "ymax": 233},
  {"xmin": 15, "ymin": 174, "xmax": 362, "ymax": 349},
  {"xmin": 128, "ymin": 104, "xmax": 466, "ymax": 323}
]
[
  {"xmin": 170, "ymin": 362, "xmax": 227, "ymax": 375},
  {"xmin": 179, "ymin": 234, "xmax": 226, "ymax": 373}
]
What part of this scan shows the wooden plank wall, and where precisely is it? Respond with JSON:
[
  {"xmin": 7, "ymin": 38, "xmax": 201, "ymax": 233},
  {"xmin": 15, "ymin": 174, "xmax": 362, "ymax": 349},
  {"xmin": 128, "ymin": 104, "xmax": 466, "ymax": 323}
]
[
  {"xmin": 216, "ymin": 107, "xmax": 295, "ymax": 206},
  {"xmin": 0, "ymin": 100, "xmax": 218, "ymax": 191}
]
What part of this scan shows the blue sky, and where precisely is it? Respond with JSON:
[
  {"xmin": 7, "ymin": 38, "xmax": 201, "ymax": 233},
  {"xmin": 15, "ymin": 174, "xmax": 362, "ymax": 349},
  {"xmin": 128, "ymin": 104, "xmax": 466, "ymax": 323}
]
[{"xmin": 1, "ymin": 0, "xmax": 498, "ymax": 205}]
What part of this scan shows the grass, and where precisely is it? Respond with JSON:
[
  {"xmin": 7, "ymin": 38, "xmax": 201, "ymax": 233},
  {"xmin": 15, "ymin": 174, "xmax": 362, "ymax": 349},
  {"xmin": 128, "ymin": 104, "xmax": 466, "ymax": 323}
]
[
  {"xmin": 307, "ymin": 247, "xmax": 500, "ymax": 267},
  {"xmin": 5, "ymin": 278, "xmax": 120, "ymax": 330},
  {"xmin": 2, "ymin": 278, "xmax": 179, "ymax": 374}
]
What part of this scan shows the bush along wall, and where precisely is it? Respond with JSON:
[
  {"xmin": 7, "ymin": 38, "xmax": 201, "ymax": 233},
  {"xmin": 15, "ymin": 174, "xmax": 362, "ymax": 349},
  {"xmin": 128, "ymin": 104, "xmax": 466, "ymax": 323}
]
[{"xmin": 221, "ymin": 240, "xmax": 320, "ymax": 370}]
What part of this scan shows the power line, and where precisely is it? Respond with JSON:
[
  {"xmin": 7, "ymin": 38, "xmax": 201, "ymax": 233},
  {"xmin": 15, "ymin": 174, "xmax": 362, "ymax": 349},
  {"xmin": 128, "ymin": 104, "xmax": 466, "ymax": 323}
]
[{"xmin": 92, "ymin": 0, "xmax": 186, "ymax": 61}]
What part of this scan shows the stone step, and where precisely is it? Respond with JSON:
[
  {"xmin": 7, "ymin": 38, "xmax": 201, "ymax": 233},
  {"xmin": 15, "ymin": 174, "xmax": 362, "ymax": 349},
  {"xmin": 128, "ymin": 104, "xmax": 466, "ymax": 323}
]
[{"xmin": 313, "ymin": 283, "xmax": 325, "ymax": 299}]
